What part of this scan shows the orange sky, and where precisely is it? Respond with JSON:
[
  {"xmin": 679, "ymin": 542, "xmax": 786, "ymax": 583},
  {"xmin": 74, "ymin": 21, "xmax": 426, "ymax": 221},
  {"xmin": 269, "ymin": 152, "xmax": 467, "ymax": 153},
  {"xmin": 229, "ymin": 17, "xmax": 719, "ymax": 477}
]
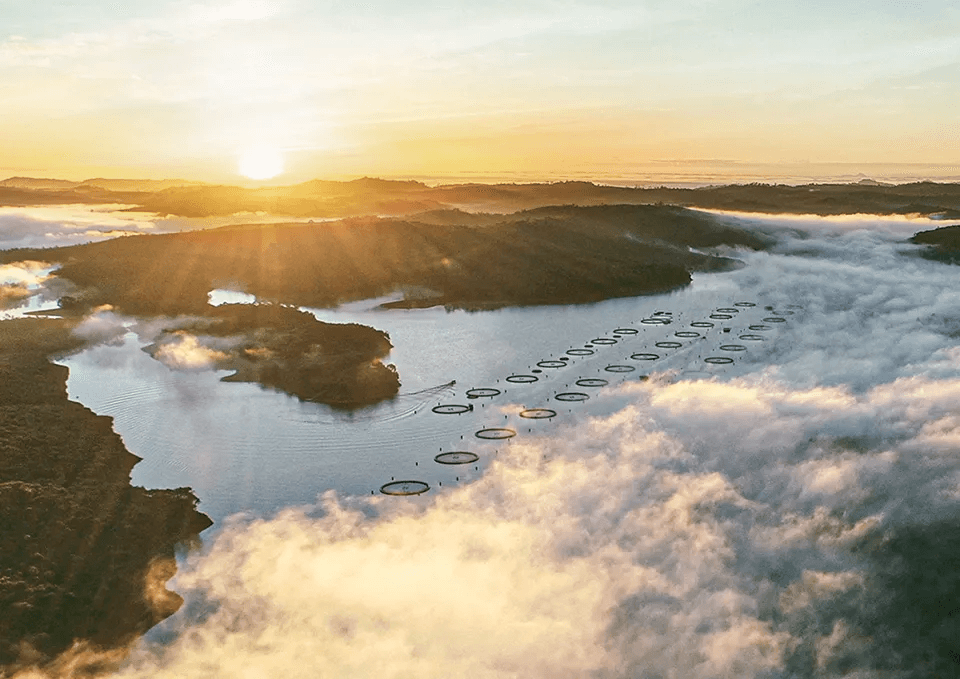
[{"xmin": 1, "ymin": 0, "xmax": 958, "ymax": 183}]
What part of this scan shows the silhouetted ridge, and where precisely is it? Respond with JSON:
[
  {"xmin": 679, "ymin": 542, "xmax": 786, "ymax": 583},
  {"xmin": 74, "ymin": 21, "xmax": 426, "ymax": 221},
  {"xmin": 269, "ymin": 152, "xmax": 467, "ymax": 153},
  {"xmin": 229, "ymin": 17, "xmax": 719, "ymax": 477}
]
[
  {"xmin": 2, "ymin": 176, "xmax": 959, "ymax": 218},
  {"xmin": 5, "ymin": 204, "xmax": 763, "ymax": 315}
]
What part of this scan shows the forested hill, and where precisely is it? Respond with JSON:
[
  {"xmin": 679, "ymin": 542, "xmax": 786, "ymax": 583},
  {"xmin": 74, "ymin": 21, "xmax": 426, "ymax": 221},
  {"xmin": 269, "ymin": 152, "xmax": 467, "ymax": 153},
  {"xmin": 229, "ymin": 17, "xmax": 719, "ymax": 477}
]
[{"xmin": 3, "ymin": 204, "xmax": 769, "ymax": 315}]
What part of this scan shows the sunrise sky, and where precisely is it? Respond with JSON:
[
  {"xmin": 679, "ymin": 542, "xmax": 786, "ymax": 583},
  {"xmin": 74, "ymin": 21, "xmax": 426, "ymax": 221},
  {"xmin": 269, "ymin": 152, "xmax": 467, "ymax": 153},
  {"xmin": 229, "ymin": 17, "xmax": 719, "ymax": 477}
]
[{"xmin": 1, "ymin": 0, "xmax": 957, "ymax": 183}]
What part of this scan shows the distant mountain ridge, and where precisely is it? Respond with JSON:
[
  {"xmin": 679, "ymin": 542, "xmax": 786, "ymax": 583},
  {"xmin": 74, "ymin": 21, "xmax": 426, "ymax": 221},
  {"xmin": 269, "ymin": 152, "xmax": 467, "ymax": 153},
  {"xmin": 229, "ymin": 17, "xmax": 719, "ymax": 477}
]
[{"xmin": 2, "ymin": 175, "xmax": 960, "ymax": 219}]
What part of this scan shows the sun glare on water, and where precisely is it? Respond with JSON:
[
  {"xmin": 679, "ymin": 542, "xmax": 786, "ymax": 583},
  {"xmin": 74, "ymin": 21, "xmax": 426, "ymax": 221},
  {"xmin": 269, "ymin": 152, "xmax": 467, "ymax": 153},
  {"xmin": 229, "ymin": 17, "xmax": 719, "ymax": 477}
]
[{"xmin": 238, "ymin": 146, "xmax": 284, "ymax": 180}]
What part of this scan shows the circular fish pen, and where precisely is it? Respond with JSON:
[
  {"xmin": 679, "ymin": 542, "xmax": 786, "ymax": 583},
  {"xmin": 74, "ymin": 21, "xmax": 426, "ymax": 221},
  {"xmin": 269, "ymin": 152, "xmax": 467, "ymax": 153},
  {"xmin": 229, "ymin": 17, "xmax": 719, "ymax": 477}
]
[
  {"xmin": 690, "ymin": 321, "xmax": 715, "ymax": 328},
  {"xmin": 591, "ymin": 338, "xmax": 618, "ymax": 345},
  {"xmin": 763, "ymin": 317, "xmax": 787, "ymax": 323},
  {"xmin": 631, "ymin": 352, "xmax": 660, "ymax": 361},
  {"xmin": 466, "ymin": 387, "xmax": 501, "ymax": 398},
  {"xmin": 576, "ymin": 378, "xmax": 608, "ymax": 387},
  {"xmin": 748, "ymin": 325, "xmax": 770, "ymax": 331},
  {"xmin": 605, "ymin": 364, "xmax": 635, "ymax": 373},
  {"xmin": 566, "ymin": 348, "xmax": 595, "ymax": 356},
  {"xmin": 641, "ymin": 318, "xmax": 671, "ymax": 325},
  {"xmin": 475, "ymin": 427, "xmax": 517, "ymax": 440},
  {"xmin": 435, "ymin": 451, "xmax": 480, "ymax": 465},
  {"xmin": 715, "ymin": 307, "xmax": 740, "ymax": 313},
  {"xmin": 704, "ymin": 356, "xmax": 734, "ymax": 364},
  {"xmin": 739, "ymin": 334, "xmax": 765, "ymax": 341},
  {"xmin": 734, "ymin": 302, "xmax": 757, "ymax": 307},
  {"xmin": 555, "ymin": 392, "xmax": 590, "ymax": 402},
  {"xmin": 432, "ymin": 404, "xmax": 472, "ymax": 415},
  {"xmin": 537, "ymin": 360, "xmax": 567, "ymax": 368},
  {"xmin": 613, "ymin": 328, "xmax": 639, "ymax": 335},
  {"xmin": 655, "ymin": 341, "xmax": 683, "ymax": 349},
  {"xmin": 506, "ymin": 374, "xmax": 539, "ymax": 383},
  {"xmin": 380, "ymin": 480, "xmax": 430, "ymax": 496},
  {"xmin": 675, "ymin": 331, "xmax": 700, "ymax": 338},
  {"xmin": 519, "ymin": 408, "xmax": 557, "ymax": 419},
  {"xmin": 720, "ymin": 344, "xmax": 747, "ymax": 352},
  {"xmin": 710, "ymin": 313, "xmax": 733, "ymax": 320}
]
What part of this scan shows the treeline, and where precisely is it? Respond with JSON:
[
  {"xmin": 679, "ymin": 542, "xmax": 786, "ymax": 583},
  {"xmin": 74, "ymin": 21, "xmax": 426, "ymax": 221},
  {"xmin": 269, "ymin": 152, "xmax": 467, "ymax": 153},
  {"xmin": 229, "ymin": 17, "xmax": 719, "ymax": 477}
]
[{"xmin": 3, "ymin": 204, "xmax": 767, "ymax": 316}]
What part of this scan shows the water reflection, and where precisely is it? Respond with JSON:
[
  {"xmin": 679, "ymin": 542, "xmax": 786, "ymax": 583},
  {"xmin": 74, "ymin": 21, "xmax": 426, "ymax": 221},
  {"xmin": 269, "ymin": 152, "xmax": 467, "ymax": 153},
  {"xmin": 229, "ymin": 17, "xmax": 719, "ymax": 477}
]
[{"xmin": 58, "ymin": 281, "xmax": 784, "ymax": 523}]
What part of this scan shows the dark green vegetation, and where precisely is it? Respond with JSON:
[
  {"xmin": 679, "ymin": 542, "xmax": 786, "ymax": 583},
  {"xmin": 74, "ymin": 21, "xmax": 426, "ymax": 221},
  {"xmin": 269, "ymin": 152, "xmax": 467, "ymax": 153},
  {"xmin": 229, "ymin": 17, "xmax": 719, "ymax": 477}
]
[
  {"xmin": 3, "ymin": 204, "xmax": 767, "ymax": 315},
  {"xmin": 910, "ymin": 224, "xmax": 960, "ymax": 264},
  {"xmin": 779, "ymin": 521, "xmax": 960, "ymax": 677},
  {"xmin": 861, "ymin": 522, "xmax": 960, "ymax": 675},
  {"xmin": 148, "ymin": 304, "xmax": 400, "ymax": 407},
  {"xmin": 0, "ymin": 319, "xmax": 212, "ymax": 673},
  {"xmin": 2, "ymin": 175, "xmax": 959, "ymax": 219}
]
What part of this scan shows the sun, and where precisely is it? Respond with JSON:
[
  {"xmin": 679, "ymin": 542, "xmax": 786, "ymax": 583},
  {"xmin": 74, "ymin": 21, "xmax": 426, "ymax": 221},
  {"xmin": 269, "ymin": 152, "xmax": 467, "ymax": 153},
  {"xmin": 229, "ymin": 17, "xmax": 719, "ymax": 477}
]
[{"xmin": 238, "ymin": 146, "xmax": 284, "ymax": 180}]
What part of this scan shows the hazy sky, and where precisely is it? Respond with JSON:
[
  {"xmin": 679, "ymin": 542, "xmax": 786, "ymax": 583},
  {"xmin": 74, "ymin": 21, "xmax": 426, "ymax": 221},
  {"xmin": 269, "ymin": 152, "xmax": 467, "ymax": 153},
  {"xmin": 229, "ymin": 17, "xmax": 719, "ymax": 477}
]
[{"xmin": 1, "ymin": 0, "xmax": 957, "ymax": 181}]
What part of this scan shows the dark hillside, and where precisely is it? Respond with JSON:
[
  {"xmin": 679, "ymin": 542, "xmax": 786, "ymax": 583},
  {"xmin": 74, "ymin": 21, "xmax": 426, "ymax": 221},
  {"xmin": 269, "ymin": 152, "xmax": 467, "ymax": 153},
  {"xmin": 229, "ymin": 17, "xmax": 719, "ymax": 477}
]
[{"xmin": 5, "ymin": 204, "xmax": 763, "ymax": 315}]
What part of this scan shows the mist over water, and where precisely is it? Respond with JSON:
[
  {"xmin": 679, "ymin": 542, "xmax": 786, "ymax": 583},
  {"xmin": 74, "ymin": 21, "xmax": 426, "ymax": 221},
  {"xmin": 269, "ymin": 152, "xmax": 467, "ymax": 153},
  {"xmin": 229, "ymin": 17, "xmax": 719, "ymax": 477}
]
[{"xmin": 24, "ymin": 213, "xmax": 960, "ymax": 676}]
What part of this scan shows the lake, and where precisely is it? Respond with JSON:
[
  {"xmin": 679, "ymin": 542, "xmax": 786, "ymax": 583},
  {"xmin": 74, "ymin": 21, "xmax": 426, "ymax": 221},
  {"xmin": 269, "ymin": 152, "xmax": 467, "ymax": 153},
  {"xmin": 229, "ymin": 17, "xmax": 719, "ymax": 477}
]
[{"xmin": 57, "ymin": 271, "xmax": 790, "ymax": 523}]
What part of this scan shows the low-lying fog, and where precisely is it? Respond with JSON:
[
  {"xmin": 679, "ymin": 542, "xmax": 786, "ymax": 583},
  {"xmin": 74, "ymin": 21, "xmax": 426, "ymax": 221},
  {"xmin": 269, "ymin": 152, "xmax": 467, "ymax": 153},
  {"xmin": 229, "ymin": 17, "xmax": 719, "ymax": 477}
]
[{"xmin": 11, "ymin": 211, "xmax": 960, "ymax": 678}]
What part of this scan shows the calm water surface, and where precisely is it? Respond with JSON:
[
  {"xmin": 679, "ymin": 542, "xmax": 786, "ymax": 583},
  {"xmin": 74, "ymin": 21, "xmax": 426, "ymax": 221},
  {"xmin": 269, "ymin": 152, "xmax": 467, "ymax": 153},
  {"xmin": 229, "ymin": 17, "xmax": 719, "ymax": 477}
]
[{"xmin": 58, "ymin": 274, "xmax": 787, "ymax": 523}]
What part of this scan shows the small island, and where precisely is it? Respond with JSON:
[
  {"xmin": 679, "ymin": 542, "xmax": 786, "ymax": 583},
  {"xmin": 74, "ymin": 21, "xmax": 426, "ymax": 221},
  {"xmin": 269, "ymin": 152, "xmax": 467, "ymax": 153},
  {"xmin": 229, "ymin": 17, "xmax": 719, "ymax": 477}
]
[{"xmin": 146, "ymin": 304, "xmax": 400, "ymax": 408}]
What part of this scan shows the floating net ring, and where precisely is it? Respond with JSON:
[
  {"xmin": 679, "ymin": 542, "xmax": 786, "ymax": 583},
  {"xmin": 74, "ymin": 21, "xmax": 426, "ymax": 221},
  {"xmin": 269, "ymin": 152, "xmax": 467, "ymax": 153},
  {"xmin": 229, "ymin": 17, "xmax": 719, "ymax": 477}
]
[
  {"xmin": 675, "ymin": 331, "xmax": 701, "ymax": 338},
  {"xmin": 690, "ymin": 321, "xmax": 715, "ymax": 328},
  {"xmin": 475, "ymin": 427, "xmax": 517, "ymax": 440},
  {"xmin": 432, "ymin": 404, "xmax": 472, "ymax": 415},
  {"xmin": 763, "ymin": 317, "xmax": 787, "ymax": 323},
  {"xmin": 435, "ymin": 451, "xmax": 479, "ymax": 465},
  {"xmin": 591, "ymin": 338, "xmax": 618, "ymax": 345},
  {"xmin": 653, "ymin": 311, "xmax": 673, "ymax": 316},
  {"xmin": 641, "ymin": 318, "xmax": 671, "ymax": 325},
  {"xmin": 631, "ymin": 352, "xmax": 660, "ymax": 361},
  {"xmin": 704, "ymin": 356, "xmax": 734, "ymax": 365},
  {"xmin": 555, "ymin": 392, "xmax": 590, "ymax": 402},
  {"xmin": 466, "ymin": 387, "xmax": 500, "ymax": 398},
  {"xmin": 734, "ymin": 302, "xmax": 757, "ymax": 307},
  {"xmin": 612, "ymin": 328, "xmax": 639, "ymax": 335},
  {"xmin": 566, "ymin": 348, "xmax": 595, "ymax": 356},
  {"xmin": 715, "ymin": 307, "xmax": 740, "ymax": 313},
  {"xmin": 720, "ymin": 344, "xmax": 747, "ymax": 352},
  {"xmin": 506, "ymin": 374, "xmax": 539, "ymax": 383},
  {"xmin": 655, "ymin": 341, "xmax": 683, "ymax": 349},
  {"xmin": 605, "ymin": 364, "xmax": 635, "ymax": 373},
  {"xmin": 739, "ymin": 334, "xmax": 765, "ymax": 341},
  {"xmin": 537, "ymin": 360, "xmax": 567, "ymax": 369},
  {"xmin": 748, "ymin": 324, "xmax": 770, "ymax": 331},
  {"xmin": 710, "ymin": 313, "xmax": 733, "ymax": 320},
  {"xmin": 380, "ymin": 480, "xmax": 430, "ymax": 496},
  {"xmin": 576, "ymin": 378, "xmax": 608, "ymax": 387},
  {"xmin": 520, "ymin": 408, "xmax": 557, "ymax": 419}
]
